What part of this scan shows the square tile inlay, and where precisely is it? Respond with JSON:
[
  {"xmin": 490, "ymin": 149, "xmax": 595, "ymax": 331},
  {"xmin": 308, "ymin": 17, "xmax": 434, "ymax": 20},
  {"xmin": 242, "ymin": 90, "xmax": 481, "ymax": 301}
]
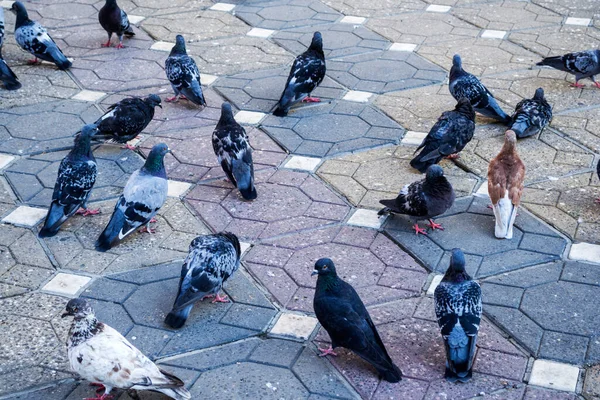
[
  {"xmin": 240, "ymin": 241, "xmax": 251, "ymax": 255},
  {"xmin": 2, "ymin": 206, "xmax": 47, "ymax": 227},
  {"xmin": 481, "ymin": 30, "xmax": 507, "ymax": 39},
  {"xmin": 235, "ymin": 110, "xmax": 266, "ymax": 125},
  {"xmin": 529, "ymin": 359, "xmax": 579, "ymax": 392},
  {"xmin": 202, "ymin": 74, "xmax": 219, "ymax": 86},
  {"xmin": 247, "ymin": 28, "xmax": 276, "ymax": 38},
  {"xmin": 565, "ymin": 17, "xmax": 591, "ymax": 26},
  {"xmin": 210, "ymin": 2, "xmax": 236, "ymax": 12},
  {"xmin": 270, "ymin": 313, "xmax": 318, "ymax": 340},
  {"xmin": 42, "ymin": 273, "xmax": 92, "ymax": 296},
  {"xmin": 569, "ymin": 242, "xmax": 600, "ymax": 264},
  {"xmin": 150, "ymin": 41, "xmax": 174, "ymax": 52},
  {"xmin": 475, "ymin": 181, "xmax": 489, "ymax": 197},
  {"xmin": 342, "ymin": 90, "xmax": 373, "ymax": 103},
  {"xmin": 347, "ymin": 209, "xmax": 383, "ymax": 229},
  {"xmin": 284, "ymin": 156, "xmax": 322, "ymax": 172},
  {"xmin": 0, "ymin": 153, "xmax": 15, "ymax": 170},
  {"xmin": 426, "ymin": 4, "xmax": 451, "ymax": 12},
  {"xmin": 401, "ymin": 131, "xmax": 427, "ymax": 146},
  {"xmin": 72, "ymin": 90, "xmax": 106, "ymax": 102},
  {"xmin": 426, "ymin": 274, "xmax": 443, "ymax": 296},
  {"xmin": 127, "ymin": 15, "xmax": 145, "ymax": 24},
  {"xmin": 390, "ymin": 43, "xmax": 417, "ymax": 52},
  {"xmin": 340, "ymin": 16, "xmax": 366, "ymax": 24},
  {"xmin": 167, "ymin": 180, "xmax": 192, "ymax": 197}
]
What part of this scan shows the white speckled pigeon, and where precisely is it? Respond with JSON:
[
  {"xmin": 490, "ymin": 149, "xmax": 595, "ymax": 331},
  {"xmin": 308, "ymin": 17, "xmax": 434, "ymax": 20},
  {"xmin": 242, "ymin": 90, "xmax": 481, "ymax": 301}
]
[
  {"xmin": 0, "ymin": 7, "xmax": 21, "ymax": 90},
  {"xmin": 488, "ymin": 130, "xmax": 525, "ymax": 240},
  {"xmin": 273, "ymin": 31, "xmax": 326, "ymax": 117},
  {"xmin": 95, "ymin": 143, "xmax": 169, "ymax": 252},
  {"xmin": 434, "ymin": 248, "xmax": 482, "ymax": 383},
  {"xmin": 537, "ymin": 49, "xmax": 600, "ymax": 88},
  {"xmin": 165, "ymin": 35, "xmax": 206, "ymax": 106},
  {"xmin": 212, "ymin": 102, "xmax": 257, "ymax": 201},
  {"xmin": 410, "ymin": 98, "xmax": 475, "ymax": 173},
  {"xmin": 98, "ymin": 0, "xmax": 135, "ymax": 49},
  {"xmin": 312, "ymin": 258, "xmax": 402, "ymax": 383},
  {"xmin": 449, "ymin": 54, "xmax": 510, "ymax": 123},
  {"xmin": 165, "ymin": 232, "xmax": 241, "ymax": 329},
  {"xmin": 378, "ymin": 165, "xmax": 455, "ymax": 235},
  {"xmin": 510, "ymin": 88, "xmax": 552, "ymax": 139},
  {"xmin": 63, "ymin": 298, "xmax": 191, "ymax": 400},
  {"xmin": 11, "ymin": 2, "xmax": 71, "ymax": 70},
  {"xmin": 39, "ymin": 125, "xmax": 99, "ymax": 238}
]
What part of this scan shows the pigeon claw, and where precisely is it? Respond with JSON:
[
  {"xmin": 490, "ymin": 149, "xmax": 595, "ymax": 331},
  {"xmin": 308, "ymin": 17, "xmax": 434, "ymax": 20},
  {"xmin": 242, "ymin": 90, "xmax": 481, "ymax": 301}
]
[
  {"xmin": 570, "ymin": 82, "xmax": 585, "ymax": 88},
  {"xmin": 76, "ymin": 208, "xmax": 101, "ymax": 216},
  {"xmin": 121, "ymin": 144, "xmax": 137, "ymax": 151},
  {"xmin": 116, "ymin": 43, "xmax": 124, "ymax": 49},
  {"xmin": 595, "ymin": 197, "xmax": 600, "ymax": 204},
  {"xmin": 302, "ymin": 96, "xmax": 321, "ymax": 103},
  {"xmin": 413, "ymin": 224, "xmax": 428, "ymax": 236},
  {"xmin": 27, "ymin": 58, "xmax": 39, "ymax": 65},
  {"xmin": 445, "ymin": 153, "xmax": 460, "ymax": 160},
  {"xmin": 101, "ymin": 41, "xmax": 111, "ymax": 48},
  {"xmin": 427, "ymin": 219, "xmax": 444, "ymax": 231},
  {"xmin": 211, "ymin": 293, "xmax": 229, "ymax": 303},
  {"xmin": 595, "ymin": 82, "xmax": 600, "ymax": 89},
  {"xmin": 138, "ymin": 225, "xmax": 156, "ymax": 234},
  {"xmin": 318, "ymin": 346, "xmax": 337, "ymax": 357},
  {"xmin": 165, "ymin": 95, "xmax": 179, "ymax": 103}
]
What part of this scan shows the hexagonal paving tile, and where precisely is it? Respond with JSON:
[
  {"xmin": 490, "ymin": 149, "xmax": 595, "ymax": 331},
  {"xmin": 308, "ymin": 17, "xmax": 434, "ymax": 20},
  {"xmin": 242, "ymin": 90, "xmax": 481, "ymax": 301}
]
[
  {"xmin": 509, "ymin": 24, "xmax": 600, "ymax": 58},
  {"xmin": 383, "ymin": 196, "xmax": 567, "ymax": 279},
  {"xmin": 317, "ymin": 145, "xmax": 480, "ymax": 208},
  {"xmin": 531, "ymin": 0, "xmax": 600, "ymax": 19},
  {"xmin": 235, "ymin": 0, "xmax": 340, "ymax": 30},
  {"xmin": 552, "ymin": 106, "xmax": 600, "ymax": 153},
  {"xmin": 322, "ymin": 0, "xmax": 428, "ymax": 18}
]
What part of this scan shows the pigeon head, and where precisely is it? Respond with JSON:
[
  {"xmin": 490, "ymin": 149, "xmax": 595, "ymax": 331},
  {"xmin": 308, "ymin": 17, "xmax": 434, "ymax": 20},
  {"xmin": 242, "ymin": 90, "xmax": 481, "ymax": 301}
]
[
  {"xmin": 452, "ymin": 54, "xmax": 462, "ymax": 68},
  {"xmin": 62, "ymin": 298, "xmax": 94, "ymax": 319},
  {"xmin": 145, "ymin": 94, "xmax": 162, "ymax": 109},
  {"xmin": 442, "ymin": 248, "xmax": 472, "ymax": 282},
  {"xmin": 171, "ymin": 35, "xmax": 187, "ymax": 55},
  {"xmin": 504, "ymin": 130, "xmax": 517, "ymax": 145},
  {"xmin": 71, "ymin": 124, "xmax": 97, "ymax": 157},
  {"xmin": 143, "ymin": 143, "xmax": 170, "ymax": 175},
  {"xmin": 11, "ymin": 2, "xmax": 28, "ymax": 23},
  {"xmin": 312, "ymin": 258, "xmax": 336, "ymax": 276},
  {"xmin": 455, "ymin": 97, "xmax": 476, "ymax": 120},
  {"xmin": 309, "ymin": 31, "xmax": 323, "ymax": 52},
  {"xmin": 218, "ymin": 102, "xmax": 236, "ymax": 125},
  {"xmin": 425, "ymin": 165, "xmax": 444, "ymax": 180},
  {"xmin": 533, "ymin": 87, "xmax": 545, "ymax": 100}
]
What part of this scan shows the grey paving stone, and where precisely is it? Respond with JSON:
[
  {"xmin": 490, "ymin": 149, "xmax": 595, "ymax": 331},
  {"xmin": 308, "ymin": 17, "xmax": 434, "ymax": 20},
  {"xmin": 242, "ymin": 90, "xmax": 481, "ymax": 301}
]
[
  {"xmin": 220, "ymin": 303, "xmax": 278, "ymax": 331},
  {"xmin": 81, "ymin": 278, "xmax": 137, "ymax": 303},
  {"xmin": 485, "ymin": 305, "xmax": 544, "ymax": 354},
  {"xmin": 481, "ymin": 283, "xmax": 524, "ymax": 308},
  {"xmin": 249, "ymin": 338, "xmax": 303, "ymax": 368},
  {"xmin": 561, "ymin": 261, "xmax": 600, "ymax": 286},
  {"xmin": 87, "ymin": 299, "xmax": 134, "ymax": 335},
  {"xmin": 235, "ymin": 0, "xmax": 340, "ymax": 30},
  {"xmin": 0, "ymin": 367, "xmax": 72, "ymax": 397},
  {"xmin": 224, "ymin": 270, "xmax": 276, "ymax": 309},
  {"xmin": 2, "ymin": 380, "xmax": 78, "ymax": 399},
  {"xmin": 519, "ymin": 233, "xmax": 568, "ymax": 256},
  {"xmin": 477, "ymin": 249, "xmax": 559, "ymax": 278},
  {"xmin": 125, "ymin": 325, "xmax": 175, "ymax": 360},
  {"xmin": 435, "ymin": 251, "xmax": 481, "ymax": 276},
  {"xmin": 110, "ymin": 262, "xmax": 181, "ymax": 285},
  {"xmin": 539, "ymin": 331, "xmax": 589, "ymax": 364},
  {"xmin": 483, "ymin": 262, "xmax": 564, "ymax": 288},
  {"xmin": 163, "ymin": 338, "xmax": 260, "ymax": 371}
]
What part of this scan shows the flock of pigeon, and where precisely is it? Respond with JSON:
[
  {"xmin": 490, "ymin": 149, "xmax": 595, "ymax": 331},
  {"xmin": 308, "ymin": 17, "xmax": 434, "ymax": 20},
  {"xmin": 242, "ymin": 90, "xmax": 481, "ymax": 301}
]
[{"xmin": 1, "ymin": 0, "xmax": 600, "ymax": 398}]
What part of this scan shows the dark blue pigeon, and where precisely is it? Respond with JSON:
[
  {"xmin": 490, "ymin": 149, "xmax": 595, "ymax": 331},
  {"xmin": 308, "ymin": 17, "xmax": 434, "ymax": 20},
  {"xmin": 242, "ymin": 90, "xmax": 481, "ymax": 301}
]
[
  {"xmin": 98, "ymin": 0, "xmax": 135, "ymax": 49},
  {"xmin": 11, "ymin": 2, "xmax": 71, "ymax": 70},
  {"xmin": 212, "ymin": 102, "xmax": 257, "ymax": 201},
  {"xmin": 0, "ymin": 7, "xmax": 21, "ymax": 90},
  {"xmin": 449, "ymin": 54, "xmax": 510, "ymax": 124},
  {"xmin": 537, "ymin": 49, "xmax": 600, "ymax": 88},
  {"xmin": 95, "ymin": 143, "xmax": 169, "ymax": 252},
  {"xmin": 410, "ymin": 98, "xmax": 475, "ymax": 173},
  {"xmin": 378, "ymin": 165, "xmax": 455, "ymax": 235},
  {"xmin": 164, "ymin": 232, "xmax": 241, "ymax": 329},
  {"xmin": 434, "ymin": 248, "xmax": 482, "ymax": 383},
  {"xmin": 273, "ymin": 31, "xmax": 326, "ymax": 117},
  {"xmin": 39, "ymin": 124, "xmax": 99, "ymax": 238},
  {"xmin": 510, "ymin": 88, "xmax": 552, "ymax": 139},
  {"xmin": 165, "ymin": 35, "xmax": 206, "ymax": 106}
]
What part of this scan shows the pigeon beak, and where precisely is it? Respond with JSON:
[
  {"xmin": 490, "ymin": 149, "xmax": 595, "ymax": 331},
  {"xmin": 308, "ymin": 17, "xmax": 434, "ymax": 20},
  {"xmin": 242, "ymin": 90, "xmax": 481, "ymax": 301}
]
[
  {"xmin": 311, "ymin": 269, "xmax": 318, "ymax": 276},
  {"xmin": 158, "ymin": 104, "xmax": 163, "ymax": 109}
]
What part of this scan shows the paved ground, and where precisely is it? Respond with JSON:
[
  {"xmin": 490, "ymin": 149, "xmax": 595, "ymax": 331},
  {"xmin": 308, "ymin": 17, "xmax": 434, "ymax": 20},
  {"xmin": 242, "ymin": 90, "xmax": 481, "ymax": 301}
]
[{"xmin": 0, "ymin": 0, "xmax": 600, "ymax": 399}]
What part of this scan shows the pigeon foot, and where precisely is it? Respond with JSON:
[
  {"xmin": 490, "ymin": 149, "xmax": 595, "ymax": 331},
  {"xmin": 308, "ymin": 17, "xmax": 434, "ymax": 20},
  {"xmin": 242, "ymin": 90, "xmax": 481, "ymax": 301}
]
[
  {"xmin": 89, "ymin": 383, "xmax": 105, "ymax": 394},
  {"xmin": 211, "ymin": 293, "xmax": 229, "ymax": 303},
  {"xmin": 27, "ymin": 58, "xmax": 40, "ymax": 65},
  {"xmin": 445, "ymin": 153, "xmax": 460, "ymax": 160},
  {"xmin": 413, "ymin": 223, "xmax": 428, "ymax": 235},
  {"xmin": 595, "ymin": 82, "xmax": 600, "ymax": 89},
  {"xmin": 138, "ymin": 226, "xmax": 156, "ymax": 234},
  {"xmin": 116, "ymin": 43, "xmax": 124, "ymax": 49},
  {"xmin": 302, "ymin": 97, "xmax": 321, "ymax": 103},
  {"xmin": 180, "ymin": 95, "xmax": 188, "ymax": 100},
  {"xmin": 76, "ymin": 208, "xmax": 100, "ymax": 216},
  {"xmin": 427, "ymin": 219, "xmax": 444, "ymax": 231},
  {"xmin": 595, "ymin": 197, "xmax": 600, "ymax": 204},
  {"xmin": 165, "ymin": 96, "xmax": 179, "ymax": 102},
  {"xmin": 570, "ymin": 82, "xmax": 585, "ymax": 88},
  {"xmin": 101, "ymin": 41, "xmax": 111, "ymax": 48},
  {"xmin": 318, "ymin": 346, "xmax": 337, "ymax": 357},
  {"xmin": 121, "ymin": 144, "xmax": 137, "ymax": 151},
  {"xmin": 84, "ymin": 395, "xmax": 113, "ymax": 400}
]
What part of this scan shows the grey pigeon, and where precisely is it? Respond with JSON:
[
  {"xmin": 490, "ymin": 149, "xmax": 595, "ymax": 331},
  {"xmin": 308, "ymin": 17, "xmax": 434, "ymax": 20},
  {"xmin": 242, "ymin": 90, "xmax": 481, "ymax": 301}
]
[
  {"xmin": 63, "ymin": 298, "xmax": 191, "ymax": 400},
  {"xmin": 212, "ymin": 102, "xmax": 257, "ymax": 200},
  {"xmin": 410, "ymin": 98, "xmax": 475, "ymax": 173},
  {"xmin": 510, "ymin": 88, "xmax": 552, "ymax": 139},
  {"xmin": 165, "ymin": 35, "xmax": 206, "ymax": 106},
  {"xmin": 91, "ymin": 94, "xmax": 162, "ymax": 150},
  {"xmin": 98, "ymin": 0, "xmax": 135, "ymax": 49},
  {"xmin": 434, "ymin": 249, "xmax": 482, "ymax": 383},
  {"xmin": 449, "ymin": 54, "xmax": 510, "ymax": 123},
  {"xmin": 378, "ymin": 165, "xmax": 455, "ymax": 235},
  {"xmin": 273, "ymin": 31, "xmax": 325, "ymax": 117},
  {"xmin": 537, "ymin": 49, "xmax": 600, "ymax": 88},
  {"xmin": 95, "ymin": 143, "xmax": 169, "ymax": 252},
  {"xmin": 11, "ymin": 2, "xmax": 71, "ymax": 70},
  {"xmin": 39, "ymin": 124, "xmax": 99, "ymax": 238},
  {"xmin": 164, "ymin": 232, "xmax": 241, "ymax": 329},
  {"xmin": 313, "ymin": 258, "xmax": 402, "ymax": 383},
  {"xmin": 0, "ymin": 7, "xmax": 21, "ymax": 90}
]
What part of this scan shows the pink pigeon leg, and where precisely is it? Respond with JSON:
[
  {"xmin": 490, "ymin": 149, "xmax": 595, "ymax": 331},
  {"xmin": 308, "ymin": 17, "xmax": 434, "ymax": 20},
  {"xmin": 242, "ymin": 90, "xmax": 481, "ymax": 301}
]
[
  {"xmin": 201, "ymin": 294, "xmax": 215, "ymax": 301},
  {"xmin": 211, "ymin": 293, "xmax": 229, "ymax": 303},
  {"xmin": 84, "ymin": 394, "xmax": 113, "ymax": 400},
  {"xmin": 165, "ymin": 95, "xmax": 179, "ymax": 102},
  {"xmin": 570, "ymin": 82, "xmax": 585, "ymax": 88},
  {"xmin": 413, "ymin": 223, "xmax": 428, "ymax": 236},
  {"xmin": 180, "ymin": 95, "xmax": 187, "ymax": 100},
  {"xmin": 76, "ymin": 208, "xmax": 100, "ymax": 216},
  {"xmin": 121, "ymin": 144, "xmax": 137, "ymax": 151},
  {"xmin": 445, "ymin": 153, "xmax": 460, "ymax": 159},
  {"xmin": 594, "ymin": 82, "xmax": 600, "ymax": 89},
  {"xmin": 318, "ymin": 346, "xmax": 337, "ymax": 357},
  {"xmin": 427, "ymin": 219, "xmax": 444, "ymax": 231},
  {"xmin": 138, "ymin": 218, "xmax": 158, "ymax": 234},
  {"xmin": 302, "ymin": 97, "xmax": 321, "ymax": 103},
  {"xmin": 595, "ymin": 197, "xmax": 600, "ymax": 204},
  {"xmin": 27, "ymin": 57, "xmax": 39, "ymax": 65}
]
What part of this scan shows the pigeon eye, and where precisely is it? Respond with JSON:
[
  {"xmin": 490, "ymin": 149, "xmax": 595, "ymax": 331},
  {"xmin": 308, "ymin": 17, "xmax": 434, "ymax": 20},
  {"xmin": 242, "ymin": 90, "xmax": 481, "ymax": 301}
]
[{"xmin": 323, "ymin": 266, "xmax": 328, "ymax": 270}]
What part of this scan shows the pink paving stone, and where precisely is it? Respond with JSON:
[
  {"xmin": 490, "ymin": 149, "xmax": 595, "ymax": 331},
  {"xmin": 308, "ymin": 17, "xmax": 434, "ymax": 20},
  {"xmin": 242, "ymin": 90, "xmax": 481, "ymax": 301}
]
[
  {"xmin": 187, "ymin": 184, "xmax": 232, "ymax": 203},
  {"xmin": 287, "ymin": 286, "xmax": 314, "ymax": 312},
  {"xmin": 260, "ymin": 216, "xmax": 342, "ymax": 239},
  {"xmin": 355, "ymin": 285, "xmax": 420, "ymax": 305},
  {"xmin": 300, "ymin": 176, "xmax": 347, "ymax": 204},
  {"xmin": 413, "ymin": 297, "xmax": 438, "ymax": 322},
  {"xmin": 245, "ymin": 246, "xmax": 294, "ymax": 268},
  {"xmin": 372, "ymin": 378, "xmax": 429, "ymax": 400},
  {"xmin": 370, "ymin": 233, "xmax": 424, "ymax": 271},
  {"xmin": 267, "ymin": 169, "xmax": 308, "ymax": 187},
  {"xmin": 321, "ymin": 346, "xmax": 381, "ymax": 399},
  {"xmin": 245, "ymin": 262, "xmax": 298, "ymax": 306},
  {"xmin": 304, "ymin": 202, "xmax": 351, "ymax": 220},
  {"xmin": 368, "ymin": 298, "xmax": 421, "ymax": 325},
  {"xmin": 333, "ymin": 225, "xmax": 378, "ymax": 248},
  {"xmin": 523, "ymin": 386, "xmax": 580, "ymax": 399},
  {"xmin": 262, "ymin": 226, "xmax": 340, "ymax": 249},
  {"xmin": 473, "ymin": 348, "xmax": 528, "ymax": 381},
  {"xmin": 425, "ymin": 374, "xmax": 521, "ymax": 399},
  {"xmin": 378, "ymin": 267, "xmax": 428, "ymax": 292},
  {"xmin": 478, "ymin": 320, "xmax": 527, "ymax": 356}
]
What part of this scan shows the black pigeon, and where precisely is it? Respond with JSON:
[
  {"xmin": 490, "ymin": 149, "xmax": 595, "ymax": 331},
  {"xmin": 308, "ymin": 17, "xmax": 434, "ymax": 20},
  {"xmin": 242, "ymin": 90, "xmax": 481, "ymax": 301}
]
[
  {"xmin": 95, "ymin": 143, "xmax": 169, "ymax": 252},
  {"xmin": 313, "ymin": 258, "xmax": 402, "ymax": 383},
  {"xmin": 91, "ymin": 94, "xmax": 162, "ymax": 150},
  {"xmin": 596, "ymin": 160, "xmax": 600, "ymax": 204},
  {"xmin": 537, "ymin": 49, "xmax": 600, "ymax": 88},
  {"xmin": 11, "ymin": 2, "xmax": 71, "ymax": 70},
  {"xmin": 434, "ymin": 248, "xmax": 482, "ymax": 383},
  {"xmin": 510, "ymin": 88, "xmax": 552, "ymax": 139},
  {"xmin": 165, "ymin": 35, "xmax": 206, "ymax": 106},
  {"xmin": 378, "ymin": 165, "xmax": 455, "ymax": 235},
  {"xmin": 212, "ymin": 102, "xmax": 257, "ymax": 201},
  {"xmin": 410, "ymin": 98, "xmax": 475, "ymax": 173},
  {"xmin": 98, "ymin": 0, "xmax": 135, "ymax": 49},
  {"xmin": 0, "ymin": 7, "xmax": 21, "ymax": 90},
  {"xmin": 39, "ymin": 124, "xmax": 99, "ymax": 238},
  {"xmin": 273, "ymin": 31, "xmax": 326, "ymax": 117},
  {"xmin": 164, "ymin": 232, "xmax": 241, "ymax": 329},
  {"xmin": 449, "ymin": 54, "xmax": 510, "ymax": 123}
]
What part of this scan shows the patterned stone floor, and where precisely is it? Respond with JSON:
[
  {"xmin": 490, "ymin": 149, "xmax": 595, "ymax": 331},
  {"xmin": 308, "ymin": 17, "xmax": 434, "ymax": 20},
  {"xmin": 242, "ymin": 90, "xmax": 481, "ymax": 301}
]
[{"xmin": 1, "ymin": 0, "xmax": 600, "ymax": 399}]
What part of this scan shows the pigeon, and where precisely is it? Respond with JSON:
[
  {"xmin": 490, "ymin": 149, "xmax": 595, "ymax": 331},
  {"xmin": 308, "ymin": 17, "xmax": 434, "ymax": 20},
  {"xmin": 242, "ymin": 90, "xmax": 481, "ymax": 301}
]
[
  {"xmin": 410, "ymin": 98, "xmax": 476, "ymax": 173},
  {"xmin": 273, "ymin": 31, "xmax": 326, "ymax": 117},
  {"xmin": 487, "ymin": 130, "xmax": 525, "ymax": 239},
  {"xmin": 11, "ymin": 2, "xmax": 71, "ymax": 70},
  {"xmin": 212, "ymin": 102, "xmax": 257, "ymax": 201},
  {"xmin": 378, "ymin": 165, "xmax": 455, "ymax": 235},
  {"xmin": 0, "ymin": 7, "xmax": 21, "ymax": 90},
  {"xmin": 449, "ymin": 54, "xmax": 510, "ymax": 123},
  {"xmin": 312, "ymin": 258, "xmax": 402, "ymax": 383},
  {"xmin": 164, "ymin": 232, "xmax": 241, "ymax": 329},
  {"xmin": 434, "ymin": 248, "xmax": 482, "ymax": 383},
  {"xmin": 596, "ymin": 160, "xmax": 600, "ymax": 204},
  {"xmin": 510, "ymin": 88, "xmax": 552, "ymax": 139},
  {"xmin": 91, "ymin": 94, "xmax": 162, "ymax": 150},
  {"xmin": 63, "ymin": 298, "xmax": 191, "ymax": 400},
  {"xmin": 95, "ymin": 143, "xmax": 169, "ymax": 252},
  {"xmin": 537, "ymin": 50, "xmax": 600, "ymax": 88},
  {"xmin": 165, "ymin": 35, "xmax": 206, "ymax": 106},
  {"xmin": 98, "ymin": 0, "xmax": 135, "ymax": 49},
  {"xmin": 39, "ymin": 124, "xmax": 99, "ymax": 238}
]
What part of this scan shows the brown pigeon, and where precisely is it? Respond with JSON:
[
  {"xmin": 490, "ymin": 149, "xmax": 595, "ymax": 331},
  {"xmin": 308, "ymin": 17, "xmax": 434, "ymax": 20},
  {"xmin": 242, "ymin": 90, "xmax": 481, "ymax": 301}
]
[{"xmin": 487, "ymin": 130, "xmax": 525, "ymax": 239}]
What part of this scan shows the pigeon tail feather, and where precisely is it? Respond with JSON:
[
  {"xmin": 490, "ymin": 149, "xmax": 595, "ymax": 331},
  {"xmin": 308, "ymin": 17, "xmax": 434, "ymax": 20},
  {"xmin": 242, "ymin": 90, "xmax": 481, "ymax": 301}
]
[
  {"xmin": 273, "ymin": 106, "xmax": 288, "ymax": 117},
  {"xmin": 537, "ymin": 56, "xmax": 565, "ymax": 71},
  {"xmin": 164, "ymin": 304, "xmax": 192, "ymax": 329},
  {"xmin": 232, "ymin": 158, "xmax": 256, "ymax": 200},
  {"xmin": 510, "ymin": 118, "xmax": 532, "ymax": 139},
  {"xmin": 492, "ymin": 193, "xmax": 516, "ymax": 239},
  {"xmin": 180, "ymin": 83, "xmax": 206, "ymax": 106},
  {"xmin": 39, "ymin": 202, "xmax": 70, "ymax": 237},
  {"xmin": 379, "ymin": 363, "xmax": 402, "ymax": 383},
  {"xmin": 155, "ymin": 387, "xmax": 191, "ymax": 400},
  {"xmin": 95, "ymin": 207, "xmax": 126, "ymax": 252},
  {"xmin": 479, "ymin": 100, "xmax": 511, "ymax": 124},
  {"xmin": 0, "ymin": 59, "xmax": 22, "ymax": 90},
  {"xmin": 47, "ymin": 46, "xmax": 71, "ymax": 70},
  {"xmin": 409, "ymin": 156, "xmax": 432, "ymax": 174}
]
